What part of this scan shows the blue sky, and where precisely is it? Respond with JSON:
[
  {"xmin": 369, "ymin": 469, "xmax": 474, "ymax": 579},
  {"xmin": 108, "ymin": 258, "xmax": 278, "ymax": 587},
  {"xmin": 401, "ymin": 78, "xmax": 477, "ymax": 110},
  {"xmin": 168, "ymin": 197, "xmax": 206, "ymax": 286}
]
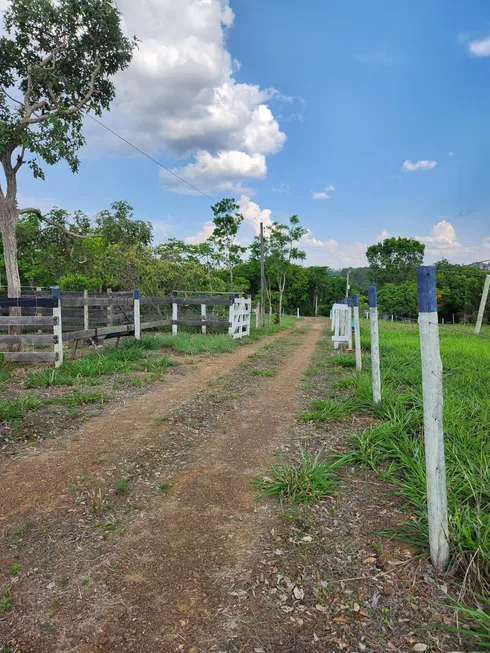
[{"xmin": 12, "ymin": 0, "xmax": 490, "ymax": 267}]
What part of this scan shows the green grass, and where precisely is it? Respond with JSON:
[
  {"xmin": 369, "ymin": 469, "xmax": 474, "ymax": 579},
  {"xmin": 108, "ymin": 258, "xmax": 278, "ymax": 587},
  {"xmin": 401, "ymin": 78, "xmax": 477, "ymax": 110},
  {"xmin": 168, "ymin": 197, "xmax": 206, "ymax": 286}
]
[
  {"xmin": 317, "ymin": 320, "xmax": 490, "ymax": 644},
  {"xmin": 300, "ymin": 397, "xmax": 356, "ymax": 423},
  {"xmin": 250, "ymin": 368, "xmax": 277, "ymax": 377},
  {"xmin": 254, "ymin": 449, "xmax": 345, "ymax": 505},
  {"xmin": 25, "ymin": 338, "xmax": 176, "ymax": 388},
  {"xmin": 155, "ymin": 332, "xmax": 236, "ymax": 354},
  {"xmin": 114, "ymin": 477, "xmax": 129, "ymax": 495}
]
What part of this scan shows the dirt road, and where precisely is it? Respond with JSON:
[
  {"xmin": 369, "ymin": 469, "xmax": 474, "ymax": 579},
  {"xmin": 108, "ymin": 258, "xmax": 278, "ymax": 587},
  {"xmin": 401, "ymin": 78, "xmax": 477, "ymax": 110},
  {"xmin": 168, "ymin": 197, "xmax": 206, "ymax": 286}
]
[{"xmin": 0, "ymin": 320, "xmax": 323, "ymax": 652}]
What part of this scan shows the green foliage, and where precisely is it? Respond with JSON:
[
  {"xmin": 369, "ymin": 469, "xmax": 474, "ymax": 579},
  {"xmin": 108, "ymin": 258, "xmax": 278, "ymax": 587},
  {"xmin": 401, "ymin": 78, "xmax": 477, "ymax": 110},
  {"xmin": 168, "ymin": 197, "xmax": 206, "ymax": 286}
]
[
  {"xmin": 156, "ymin": 332, "xmax": 237, "ymax": 355},
  {"xmin": 114, "ymin": 477, "xmax": 128, "ymax": 495},
  {"xmin": 254, "ymin": 449, "xmax": 343, "ymax": 504},
  {"xmin": 377, "ymin": 282, "xmax": 418, "ymax": 318},
  {"xmin": 366, "ymin": 237, "xmax": 425, "ymax": 285}
]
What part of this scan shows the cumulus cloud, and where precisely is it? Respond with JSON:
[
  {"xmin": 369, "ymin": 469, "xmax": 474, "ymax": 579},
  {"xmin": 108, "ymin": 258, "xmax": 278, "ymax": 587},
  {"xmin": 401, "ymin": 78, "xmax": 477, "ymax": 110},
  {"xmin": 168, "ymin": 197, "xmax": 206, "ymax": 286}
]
[
  {"xmin": 91, "ymin": 0, "xmax": 287, "ymax": 194},
  {"xmin": 376, "ymin": 230, "xmax": 390, "ymax": 243},
  {"xmin": 312, "ymin": 184, "xmax": 336, "ymax": 200},
  {"xmin": 160, "ymin": 150, "xmax": 266, "ymax": 194},
  {"xmin": 468, "ymin": 37, "xmax": 490, "ymax": 57},
  {"xmin": 272, "ymin": 182, "xmax": 290, "ymax": 194},
  {"xmin": 184, "ymin": 221, "xmax": 215, "ymax": 245},
  {"xmin": 402, "ymin": 159, "xmax": 438, "ymax": 172},
  {"xmin": 416, "ymin": 219, "xmax": 490, "ymax": 262}
]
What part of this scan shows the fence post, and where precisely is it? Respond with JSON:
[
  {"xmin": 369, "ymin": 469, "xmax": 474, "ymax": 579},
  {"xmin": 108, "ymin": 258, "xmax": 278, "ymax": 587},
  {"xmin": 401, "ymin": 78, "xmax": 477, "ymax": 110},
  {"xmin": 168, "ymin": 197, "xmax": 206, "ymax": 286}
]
[
  {"xmin": 84, "ymin": 289, "xmax": 89, "ymax": 330},
  {"xmin": 297, "ymin": 307, "xmax": 300, "ymax": 319},
  {"xmin": 347, "ymin": 298, "xmax": 353, "ymax": 349},
  {"xmin": 368, "ymin": 286, "xmax": 381, "ymax": 403},
  {"xmin": 107, "ymin": 288, "xmax": 113, "ymax": 328},
  {"xmin": 416, "ymin": 265, "xmax": 449, "ymax": 571},
  {"xmin": 256, "ymin": 301, "xmax": 260, "ymax": 329},
  {"xmin": 353, "ymin": 294, "xmax": 362, "ymax": 371},
  {"xmin": 200, "ymin": 292, "xmax": 207, "ymax": 335},
  {"xmin": 133, "ymin": 289, "xmax": 141, "ymax": 340},
  {"xmin": 475, "ymin": 274, "xmax": 490, "ymax": 335},
  {"xmin": 228, "ymin": 295, "xmax": 235, "ymax": 337},
  {"xmin": 172, "ymin": 291, "xmax": 178, "ymax": 335},
  {"xmin": 52, "ymin": 286, "xmax": 63, "ymax": 368}
]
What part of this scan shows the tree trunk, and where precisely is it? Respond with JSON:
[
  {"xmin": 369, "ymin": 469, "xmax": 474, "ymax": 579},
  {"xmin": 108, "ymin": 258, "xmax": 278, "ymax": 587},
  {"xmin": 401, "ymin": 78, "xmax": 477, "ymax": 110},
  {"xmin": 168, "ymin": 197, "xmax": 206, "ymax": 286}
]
[{"xmin": 0, "ymin": 198, "xmax": 21, "ymax": 298}]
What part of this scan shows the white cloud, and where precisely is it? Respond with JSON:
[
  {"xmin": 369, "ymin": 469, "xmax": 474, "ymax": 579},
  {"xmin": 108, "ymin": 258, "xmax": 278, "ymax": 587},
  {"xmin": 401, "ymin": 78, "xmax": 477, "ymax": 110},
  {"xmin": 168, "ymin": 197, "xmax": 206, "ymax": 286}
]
[
  {"xmin": 416, "ymin": 219, "xmax": 490, "ymax": 263},
  {"xmin": 448, "ymin": 151, "xmax": 454, "ymax": 156},
  {"xmin": 89, "ymin": 0, "xmax": 286, "ymax": 194},
  {"xmin": 468, "ymin": 37, "xmax": 490, "ymax": 57},
  {"xmin": 402, "ymin": 159, "xmax": 438, "ymax": 172},
  {"xmin": 238, "ymin": 194, "xmax": 273, "ymax": 235},
  {"xmin": 376, "ymin": 230, "xmax": 390, "ymax": 243},
  {"xmin": 160, "ymin": 150, "xmax": 266, "ymax": 194},
  {"xmin": 184, "ymin": 221, "xmax": 215, "ymax": 245},
  {"xmin": 299, "ymin": 231, "xmax": 368, "ymax": 267},
  {"xmin": 312, "ymin": 184, "xmax": 335, "ymax": 200},
  {"xmin": 272, "ymin": 182, "xmax": 290, "ymax": 194}
]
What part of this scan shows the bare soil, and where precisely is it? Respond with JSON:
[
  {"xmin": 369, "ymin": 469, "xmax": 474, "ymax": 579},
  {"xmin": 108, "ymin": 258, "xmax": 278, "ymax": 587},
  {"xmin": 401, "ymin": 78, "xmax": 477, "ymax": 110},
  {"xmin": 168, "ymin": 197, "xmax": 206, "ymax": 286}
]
[{"xmin": 0, "ymin": 320, "xmax": 465, "ymax": 653}]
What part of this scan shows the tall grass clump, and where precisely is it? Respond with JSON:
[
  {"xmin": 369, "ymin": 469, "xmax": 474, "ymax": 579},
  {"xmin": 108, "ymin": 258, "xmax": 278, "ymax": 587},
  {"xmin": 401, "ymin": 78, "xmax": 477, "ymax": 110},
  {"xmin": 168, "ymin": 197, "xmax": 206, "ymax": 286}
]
[{"xmin": 254, "ymin": 449, "xmax": 345, "ymax": 505}]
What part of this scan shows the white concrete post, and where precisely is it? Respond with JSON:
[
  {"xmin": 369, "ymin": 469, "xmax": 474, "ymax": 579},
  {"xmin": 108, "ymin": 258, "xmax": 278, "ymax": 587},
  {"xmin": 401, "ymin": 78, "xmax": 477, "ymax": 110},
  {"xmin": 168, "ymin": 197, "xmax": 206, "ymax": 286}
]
[
  {"xmin": 84, "ymin": 289, "xmax": 89, "ymax": 330},
  {"xmin": 416, "ymin": 265, "xmax": 449, "ymax": 571},
  {"xmin": 52, "ymin": 286, "xmax": 63, "ymax": 368},
  {"xmin": 347, "ymin": 299, "xmax": 353, "ymax": 349},
  {"xmin": 475, "ymin": 275, "xmax": 490, "ymax": 335},
  {"xmin": 353, "ymin": 294, "xmax": 362, "ymax": 371},
  {"xmin": 256, "ymin": 302, "xmax": 260, "ymax": 329},
  {"xmin": 297, "ymin": 307, "xmax": 300, "ymax": 319},
  {"xmin": 172, "ymin": 292, "xmax": 178, "ymax": 335},
  {"xmin": 200, "ymin": 292, "xmax": 207, "ymax": 335},
  {"xmin": 228, "ymin": 295, "xmax": 235, "ymax": 337},
  {"xmin": 133, "ymin": 289, "xmax": 141, "ymax": 340},
  {"xmin": 368, "ymin": 286, "xmax": 381, "ymax": 403}
]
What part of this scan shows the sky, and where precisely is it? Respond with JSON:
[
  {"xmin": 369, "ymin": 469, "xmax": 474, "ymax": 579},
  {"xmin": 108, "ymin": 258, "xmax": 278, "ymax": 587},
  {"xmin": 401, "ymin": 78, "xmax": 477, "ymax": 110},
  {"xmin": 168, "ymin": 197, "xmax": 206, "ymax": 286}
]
[{"xmin": 7, "ymin": 0, "xmax": 490, "ymax": 268}]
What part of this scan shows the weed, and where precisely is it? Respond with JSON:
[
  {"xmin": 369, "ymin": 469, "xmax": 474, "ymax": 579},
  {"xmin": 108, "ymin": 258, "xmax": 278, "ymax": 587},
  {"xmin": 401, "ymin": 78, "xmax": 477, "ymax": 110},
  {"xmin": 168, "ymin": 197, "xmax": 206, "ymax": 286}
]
[
  {"xmin": 157, "ymin": 483, "xmax": 172, "ymax": 494},
  {"xmin": 82, "ymin": 576, "xmax": 89, "ymax": 585},
  {"xmin": 254, "ymin": 449, "xmax": 346, "ymax": 505},
  {"xmin": 299, "ymin": 398, "xmax": 355, "ymax": 423},
  {"xmin": 60, "ymin": 574, "xmax": 69, "ymax": 587},
  {"xmin": 250, "ymin": 368, "xmax": 277, "ymax": 377},
  {"xmin": 47, "ymin": 596, "xmax": 59, "ymax": 613},
  {"xmin": 114, "ymin": 477, "xmax": 129, "ymax": 495},
  {"xmin": 9, "ymin": 564, "xmax": 19, "ymax": 576},
  {"xmin": 0, "ymin": 587, "xmax": 12, "ymax": 612}
]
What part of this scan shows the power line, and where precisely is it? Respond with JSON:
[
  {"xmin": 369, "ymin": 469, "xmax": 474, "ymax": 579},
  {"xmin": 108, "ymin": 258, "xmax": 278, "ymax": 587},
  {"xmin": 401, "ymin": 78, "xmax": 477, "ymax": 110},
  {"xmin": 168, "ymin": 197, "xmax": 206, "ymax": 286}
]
[{"xmin": 85, "ymin": 113, "xmax": 215, "ymax": 201}]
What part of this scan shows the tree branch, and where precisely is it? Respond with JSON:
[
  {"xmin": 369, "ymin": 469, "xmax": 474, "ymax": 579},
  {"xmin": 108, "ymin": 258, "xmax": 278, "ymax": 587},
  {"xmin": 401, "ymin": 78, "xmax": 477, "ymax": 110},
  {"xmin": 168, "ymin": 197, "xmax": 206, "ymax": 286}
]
[
  {"xmin": 12, "ymin": 146, "xmax": 26, "ymax": 174},
  {"xmin": 0, "ymin": 87, "xmax": 23, "ymax": 106},
  {"xmin": 18, "ymin": 208, "xmax": 89, "ymax": 239}
]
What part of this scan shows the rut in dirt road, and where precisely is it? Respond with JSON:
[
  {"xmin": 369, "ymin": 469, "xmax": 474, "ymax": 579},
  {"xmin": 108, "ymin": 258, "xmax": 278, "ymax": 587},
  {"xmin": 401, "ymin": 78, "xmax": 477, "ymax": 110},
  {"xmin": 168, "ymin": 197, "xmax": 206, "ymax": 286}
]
[
  {"xmin": 82, "ymin": 320, "xmax": 323, "ymax": 652},
  {"xmin": 0, "ymin": 326, "xmax": 300, "ymax": 523}
]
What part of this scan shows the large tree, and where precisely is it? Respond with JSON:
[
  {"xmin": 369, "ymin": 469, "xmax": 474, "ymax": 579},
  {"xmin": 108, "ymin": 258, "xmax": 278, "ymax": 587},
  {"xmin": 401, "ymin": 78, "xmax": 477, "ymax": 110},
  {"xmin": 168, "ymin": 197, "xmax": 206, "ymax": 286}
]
[
  {"xmin": 0, "ymin": 0, "xmax": 135, "ymax": 297},
  {"xmin": 209, "ymin": 198, "xmax": 246, "ymax": 287},
  {"xmin": 366, "ymin": 237, "xmax": 425, "ymax": 286}
]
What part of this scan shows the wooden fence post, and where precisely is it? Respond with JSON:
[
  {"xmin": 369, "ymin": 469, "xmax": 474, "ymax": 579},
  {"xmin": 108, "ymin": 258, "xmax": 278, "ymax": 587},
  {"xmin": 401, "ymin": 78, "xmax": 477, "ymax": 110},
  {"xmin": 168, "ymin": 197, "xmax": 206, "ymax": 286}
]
[
  {"xmin": 368, "ymin": 286, "xmax": 381, "ymax": 403},
  {"xmin": 416, "ymin": 265, "xmax": 449, "ymax": 571},
  {"xmin": 172, "ymin": 291, "xmax": 178, "ymax": 335},
  {"xmin": 133, "ymin": 289, "xmax": 141, "ymax": 340},
  {"xmin": 52, "ymin": 286, "xmax": 63, "ymax": 368},
  {"xmin": 84, "ymin": 289, "xmax": 89, "ymax": 331},
  {"xmin": 107, "ymin": 288, "xmax": 113, "ymax": 328},
  {"xmin": 475, "ymin": 274, "xmax": 490, "ymax": 335},
  {"xmin": 353, "ymin": 294, "xmax": 362, "ymax": 371},
  {"xmin": 200, "ymin": 292, "xmax": 207, "ymax": 335}
]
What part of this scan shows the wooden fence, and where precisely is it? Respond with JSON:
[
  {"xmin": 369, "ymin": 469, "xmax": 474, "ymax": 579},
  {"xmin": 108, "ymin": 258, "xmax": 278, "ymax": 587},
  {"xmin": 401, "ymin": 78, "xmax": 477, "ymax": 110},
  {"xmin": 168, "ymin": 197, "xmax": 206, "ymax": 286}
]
[{"xmin": 0, "ymin": 289, "xmax": 252, "ymax": 366}]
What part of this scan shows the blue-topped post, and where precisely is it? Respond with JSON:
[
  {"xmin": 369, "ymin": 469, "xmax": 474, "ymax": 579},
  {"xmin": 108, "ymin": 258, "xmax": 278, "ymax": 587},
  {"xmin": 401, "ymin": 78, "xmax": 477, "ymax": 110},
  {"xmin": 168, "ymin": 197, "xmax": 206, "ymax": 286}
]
[
  {"xmin": 368, "ymin": 286, "xmax": 381, "ymax": 403},
  {"xmin": 416, "ymin": 265, "xmax": 449, "ymax": 571},
  {"xmin": 133, "ymin": 289, "xmax": 141, "ymax": 340},
  {"xmin": 353, "ymin": 294, "xmax": 362, "ymax": 371},
  {"xmin": 200, "ymin": 292, "xmax": 207, "ymax": 335},
  {"xmin": 346, "ymin": 297, "xmax": 353, "ymax": 349},
  {"xmin": 51, "ymin": 286, "xmax": 63, "ymax": 368},
  {"xmin": 172, "ymin": 291, "xmax": 178, "ymax": 335}
]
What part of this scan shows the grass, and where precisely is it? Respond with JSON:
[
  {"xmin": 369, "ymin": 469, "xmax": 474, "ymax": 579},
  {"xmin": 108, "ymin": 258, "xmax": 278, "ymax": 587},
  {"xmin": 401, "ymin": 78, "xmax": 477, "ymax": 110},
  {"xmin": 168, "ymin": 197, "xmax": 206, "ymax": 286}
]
[
  {"xmin": 24, "ymin": 338, "xmax": 176, "ymax": 388},
  {"xmin": 254, "ymin": 448, "xmax": 345, "ymax": 505},
  {"xmin": 300, "ymin": 398, "xmax": 355, "ymax": 423},
  {"xmin": 250, "ymin": 368, "xmax": 277, "ymax": 377},
  {"xmin": 114, "ymin": 477, "xmax": 129, "ymax": 495},
  {"xmin": 155, "ymin": 332, "xmax": 236, "ymax": 354},
  {"xmin": 313, "ymin": 320, "xmax": 490, "ymax": 645}
]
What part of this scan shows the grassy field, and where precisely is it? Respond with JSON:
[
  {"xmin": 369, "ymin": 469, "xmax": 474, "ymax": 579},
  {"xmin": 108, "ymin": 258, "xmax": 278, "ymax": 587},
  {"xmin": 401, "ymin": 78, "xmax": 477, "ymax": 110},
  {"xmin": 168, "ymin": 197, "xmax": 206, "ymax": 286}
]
[{"xmin": 308, "ymin": 320, "xmax": 490, "ymax": 644}]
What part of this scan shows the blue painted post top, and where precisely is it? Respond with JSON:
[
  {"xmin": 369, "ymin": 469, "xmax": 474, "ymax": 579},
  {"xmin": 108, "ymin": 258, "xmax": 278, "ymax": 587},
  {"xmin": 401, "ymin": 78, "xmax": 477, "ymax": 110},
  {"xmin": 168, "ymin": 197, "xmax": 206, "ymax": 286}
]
[
  {"xmin": 133, "ymin": 289, "xmax": 140, "ymax": 300},
  {"xmin": 51, "ymin": 286, "xmax": 60, "ymax": 303},
  {"xmin": 347, "ymin": 297, "xmax": 351, "ymax": 307},
  {"xmin": 368, "ymin": 286, "xmax": 377, "ymax": 308},
  {"xmin": 171, "ymin": 291, "xmax": 178, "ymax": 298},
  {"xmin": 416, "ymin": 265, "xmax": 437, "ymax": 313},
  {"xmin": 353, "ymin": 294, "xmax": 359, "ymax": 307},
  {"xmin": 200, "ymin": 292, "xmax": 205, "ymax": 298}
]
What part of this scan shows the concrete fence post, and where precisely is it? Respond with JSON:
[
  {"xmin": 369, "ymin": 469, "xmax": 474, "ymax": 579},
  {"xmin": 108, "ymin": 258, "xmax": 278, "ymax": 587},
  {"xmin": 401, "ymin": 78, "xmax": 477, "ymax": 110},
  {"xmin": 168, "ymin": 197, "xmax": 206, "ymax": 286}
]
[
  {"xmin": 52, "ymin": 286, "xmax": 63, "ymax": 368},
  {"xmin": 200, "ymin": 292, "xmax": 207, "ymax": 335},
  {"xmin": 353, "ymin": 294, "xmax": 362, "ymax": 371},
  {"xmin": 172, "ymin": 291, "xmax": 178, "ymax": 335},
  {"xmin": 416, "ymin": 265, "xmax": 449, "ymax": 571},
  {"xmin": 368, "ymin": 286, "xmax": 381, "ymax": 403},
  {"xmin": 133, "ymin": 289, "xmax": 141, "ymax": 340}
]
